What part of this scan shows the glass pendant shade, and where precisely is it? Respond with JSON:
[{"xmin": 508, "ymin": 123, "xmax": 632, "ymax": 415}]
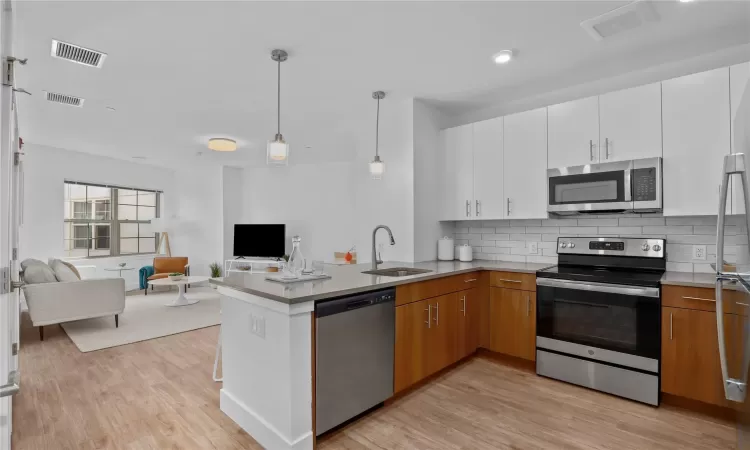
[
  {"xmin": 369, "ymin": 156, "xmax": 385, "ymax": 180},
  {"xmin": 267, "ymin": 135, "xmax": 289, "ymax": 165}
]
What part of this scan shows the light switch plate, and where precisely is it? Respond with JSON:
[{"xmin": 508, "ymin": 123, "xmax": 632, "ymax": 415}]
[
  {"xmin": 249, "ymin": 313, "xmax": 266, "ymax": 339},
  {"xmin": 529, "ymin": 242, "xmax": 538, "ymax": 254},
  {"xmin": 693, "ymin": 245, "xmax": 707, "ymax": 260}
]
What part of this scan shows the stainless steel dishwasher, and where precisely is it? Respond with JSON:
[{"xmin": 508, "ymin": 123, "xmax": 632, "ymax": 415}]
[{"xmin": 315, "ymin": 288, "xmax": 395, "ymax": 436}]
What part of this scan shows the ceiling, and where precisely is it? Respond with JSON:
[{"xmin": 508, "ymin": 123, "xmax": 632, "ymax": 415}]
[{"xmin": 14, "ymin": 1, "xmax": 750, "ymax": 168}]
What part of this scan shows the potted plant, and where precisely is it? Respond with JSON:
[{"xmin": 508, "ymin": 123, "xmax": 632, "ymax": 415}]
[{"xmin": 209, "ymin": 262, "xmax": 222, "ymax": 289}]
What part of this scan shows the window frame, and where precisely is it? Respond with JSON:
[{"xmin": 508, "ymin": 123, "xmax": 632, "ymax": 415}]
[{"xmin": 63, "ymin": 181, "xmax": 162, "ymax": 259}]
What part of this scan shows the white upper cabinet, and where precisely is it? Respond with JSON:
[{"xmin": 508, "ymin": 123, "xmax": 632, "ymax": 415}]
[
  {"xmin": 473, "ymin": 117, "xmax": 504, "ymax": 220},
  {"xmin": 504, "ymin": 108, "xmax": 548, "ymax": 219},
  {"xmin": 663, "ymin": 67, "xmax": 731, "ymax": 216},
  {"xmin": 440, "ymin": 124, "xmax": 474, "ymax": 220},
  {"xmin": 731, "ymin": 62, "xmax": 750, "ymax": 215},
  {"xmin": 598, "ymin": 82, "xmax": 662, "ymax": 162},
  {"xmin": 547, "ymin": 96, "xmax": 599, "ymax": 169}
]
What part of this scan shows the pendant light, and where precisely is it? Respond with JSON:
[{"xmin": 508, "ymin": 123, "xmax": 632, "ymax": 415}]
[
  {"xmin": 268, "ymin": 49, "xmax": 289, "ymax": 165},
  {"xmin": 370, "ymin": 91, "xmax": 386, "ymax": 179}
]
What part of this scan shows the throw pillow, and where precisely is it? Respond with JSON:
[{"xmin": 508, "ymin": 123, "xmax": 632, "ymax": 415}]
[
  {"xmin": 22, "ymin": 261, "xmax": 58, "ymax": 284},
  {"xmin": 49, "ymin": 259, "xmax": 80, "ymax": 282},
  {"xmin": 60, "ymin": 260, "xmax": 81, "ymax": 279},
  {"xmin": 20, "ymin": 258, "xmax": 45, "ymax": 270}
]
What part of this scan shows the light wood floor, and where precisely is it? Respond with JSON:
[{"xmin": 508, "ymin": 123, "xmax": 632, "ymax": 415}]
[{"xmin": 14, "ymin": 311, "xmax": 736, "ymax": 449}]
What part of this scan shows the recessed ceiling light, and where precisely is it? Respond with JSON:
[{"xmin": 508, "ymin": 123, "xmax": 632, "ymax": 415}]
[
  {"xmin": 679, "ymin": 0, "xmax": 693, "ymax": 2},
  {"xmin": 132, "ymin": 156, "xmax": 147, "ymax": 160},
  {"xmin": 492, "ymin": 50, "xmax": 514, "ymax": 65},
  {"xmin": 208, "ymin": 137, "xmax": 237, "ymax": 152}
]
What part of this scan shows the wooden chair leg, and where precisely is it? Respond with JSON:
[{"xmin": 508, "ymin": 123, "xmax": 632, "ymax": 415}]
[
  {"xmin": 145, "ymin": 285, "xmax": 148, "ymax": 296},
  {"xmin": 39, "ymin": 326, "xmax": 44, "ymax": 341},
  {"xmin": 115, "ymin": 314, "xmax": 119, "ymax": 328}
]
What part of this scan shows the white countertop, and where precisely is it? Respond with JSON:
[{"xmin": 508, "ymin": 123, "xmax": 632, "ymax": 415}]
[{"xmin": 211, "ymin": 260, "xmax": 551, "ymax": 304}]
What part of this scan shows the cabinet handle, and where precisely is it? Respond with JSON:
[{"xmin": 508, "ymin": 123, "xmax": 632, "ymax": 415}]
[
  {"xmin": 425, "ymin": 305, "xmax": 431, "ymax": 329},
  {"xmin": 460, "ymin": 296, "xmax": 466, "ymax": 316},
  {"xmin": 464, "ymin": 279, "xmax": 477, "ymax": 283},
  {"xmin": 737, "ymin": 302, "xmax": 749, "ymax": 307},
  {"xmin": 526, "ymin": 295, "xmax": 530, "ymax": 317},
  {"xmin": 476, "ymin": 200, "xmax": 480, "ymax": 217},
  {"xmin": 466, "ymin": 200, "xmax": 470, "ymax": 217},
  {"xmin": 433, "ymin": 302, "xmax": 439, "ymax": 326},
  {"xmin": 507, "ymin": 198, "xmax": 512, "ymax": 216},
  {"xmin": 497, "ymin": 278, "xmax": 522, "ymax": 284},
  {"xmin": 681, "ymin": 296, "xmax": 715, "ymax": 303},
  {"xmin": 669, "ymin": 313, "xmax": 674, "ymax": 341},
  {"xmin": 590, "ymin": 140, "xmax": 594, "ymax": 161},
  {"xmin": 605, "ymin": 137, "xmax": 610, "ymax": 160}
]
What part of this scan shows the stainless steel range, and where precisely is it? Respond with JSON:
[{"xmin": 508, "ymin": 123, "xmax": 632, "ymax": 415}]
[{"xmin": 535, "ymin": 237, "xmax": 666, "ymax": 406}]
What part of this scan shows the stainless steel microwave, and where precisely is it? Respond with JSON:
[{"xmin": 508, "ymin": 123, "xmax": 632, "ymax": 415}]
[{"xmin": 547, "ymin": 157, "xmax": 662, "ymax": 215}]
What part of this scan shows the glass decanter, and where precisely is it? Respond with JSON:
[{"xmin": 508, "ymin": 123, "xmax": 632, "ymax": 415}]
[{"xmin": 286, "ymin": 235, "xmax": 306, "ymax": 277}]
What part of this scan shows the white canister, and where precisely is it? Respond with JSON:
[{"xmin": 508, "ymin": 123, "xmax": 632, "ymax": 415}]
[
  {"xmin": 437, "ymin": 236, "xmax": 455, "ymax": 261},
  {"xmin": 459, "ymin": 244, "xmax": 473, "ymax": 262}
]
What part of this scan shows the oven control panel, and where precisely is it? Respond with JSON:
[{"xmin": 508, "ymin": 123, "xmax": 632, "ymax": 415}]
[{"xmin": 557, "ymin": 237, "xmax": 665, "ymax": 258}]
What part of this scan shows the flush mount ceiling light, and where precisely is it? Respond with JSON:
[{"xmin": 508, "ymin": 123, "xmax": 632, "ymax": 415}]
[
  {"xmin": 679, "ymin": 0, "xmax": 693, "ymax": 2},
  {"xmin": 267, "ymin": 49, "xmax": 290, "ymax": 165},
  {"xmin": 369, "ymin": 91, "xmax": 386, "ymax": 180},
  {"xmin": 492, "ymin": 50, "xmax": 514, "ymax": 65},
  {"xmin": 208, "ymin": 137, "xmax": 237, "ymax": 152}
]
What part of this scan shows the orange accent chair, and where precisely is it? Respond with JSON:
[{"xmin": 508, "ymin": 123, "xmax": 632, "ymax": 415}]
[{"xmin": 146, "ymin": 257, "xmax": 190, "ymax": 295}]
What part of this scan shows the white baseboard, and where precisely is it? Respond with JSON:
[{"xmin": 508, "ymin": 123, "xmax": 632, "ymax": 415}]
[{"xmin": 220, "ymin": 389, "xmax": 313, "ymax": 450}]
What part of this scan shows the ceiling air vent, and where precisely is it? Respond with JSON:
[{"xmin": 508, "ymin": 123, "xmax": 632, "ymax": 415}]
[
  {"xmin": 581, "ymin": 0, "xmax": 660, "ymax": 42},
  {"xmin": 50, "ymin": 39, "xmax": 107, "ymax": 68},
  {"xmin": 44, "ymin": 91, "xmax": 84, "ymax": 107}
]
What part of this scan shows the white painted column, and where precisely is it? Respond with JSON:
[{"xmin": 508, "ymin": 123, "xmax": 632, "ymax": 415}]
[{"xmin": 218, "ymin": 287, "xmax": 314, "ymax": 450}]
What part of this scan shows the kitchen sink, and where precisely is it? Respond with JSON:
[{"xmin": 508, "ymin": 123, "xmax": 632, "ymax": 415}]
[{"xmin": 361, "ymin": 267, "xmax": 433, "ymax": 277}]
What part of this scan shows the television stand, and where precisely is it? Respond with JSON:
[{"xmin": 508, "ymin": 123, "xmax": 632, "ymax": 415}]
[{"xmin": 225, "ymin": 258, "xmax": 283, "ymax": 275}]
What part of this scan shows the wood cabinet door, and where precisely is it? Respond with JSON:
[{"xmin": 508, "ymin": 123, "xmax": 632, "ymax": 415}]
[
  {"xmin": 662, "ymin": 67, "xmax": 730, "ymax": 216},
  {"xmin": 489, "ymin": 288, "xmax": 536, "ymax": 361},
  {"xmin": 661, "ymin": 306, "xmax": 748, "ymax": 407},
  {"xmin": 429, "ymin": 293, "xmax": 460, "ymax": 372},
  {"xmin": 472, "ymin": 117, "xmax": 504, "ymax": 219},
  {"xmin": 394, "ymin": 298, "xmax": 433, "ymax": 393},
  {"xmin": 598, "ymin": 82, "xmax": 662, "ymax": 162},
  {"xmin": 547, "ymin": 95, "xmax": 600, "ymax": 168},
  {"xmin": 730, "ymin": 62, "xmax": 750, "ymax": 215},
  {"xmin": 456, "ymin": 288, "xmax": 480, "ymax": 360},
  {"xmin": 503, "ymin": 107, "xmax": 548, "ymax": 220}
]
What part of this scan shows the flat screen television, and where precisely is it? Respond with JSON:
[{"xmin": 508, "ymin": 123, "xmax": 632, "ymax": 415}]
[{"xmin": 233, "ymin": 224, "xmax": 286, "ymax": 258}]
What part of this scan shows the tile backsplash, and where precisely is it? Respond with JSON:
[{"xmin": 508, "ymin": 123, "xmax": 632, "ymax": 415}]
[{"xmin": 448, "ymin": 215, "xmax": 749, "ymax": 273}]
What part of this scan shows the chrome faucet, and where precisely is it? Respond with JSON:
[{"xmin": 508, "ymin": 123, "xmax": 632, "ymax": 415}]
[{"xmin": 372, "ymin": 225, "xmax": 396, "ymax": 270}]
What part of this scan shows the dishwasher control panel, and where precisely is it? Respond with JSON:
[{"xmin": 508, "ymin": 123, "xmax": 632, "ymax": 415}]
[
  {"xmin": 316, "ymin": 288, "xmax": 396, "ymax": 318},
  {"xmin": 373, "ymin": 292, "xmax": 395, "ymax": 303}
]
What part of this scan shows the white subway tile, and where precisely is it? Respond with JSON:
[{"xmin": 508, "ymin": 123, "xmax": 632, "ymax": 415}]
[
  {"xmin": 469, "ymin": 227, "xmax": 496, "ymax": 234},
  {"xmin": 469, "ymin": 239, "xmax": 496, "ymax": 247},
  {"xmin": 495, "ymin": 226, "xmax": 528, "ymax": 234},
  {"xmin": 511, "ymin": 247, "xmax": 534, "ymax": 255},
  {"xmin": 666, "ymin": 262, "xmax": 693, "ymax": 272},
  {"xmin": 525, "ymin": 226, "xmax": 560, "ymax": 234},
  {"xmin": 577, "ymin": 218, "xmax": 619, "ymax": 226},
  {"xmin": 481, "ymin": 233, "xmax": 510, "ymax": 241},
  {"xmin": 474, "ymin": 253, "xmax": 494, "ymax": 261},
  {"xmin": 527, "ymin": 255, "xmax": 557, "ymax": 265},
  {"xmin": 495, "ymin": 241, "xmax": 528, "ymax": 248},
  {"xmin": 599, "ymin": 227, "xmax": 642, "ymax": 235},
  {"xmin": 455, "ymin": 233, "xmax": 481, "ymax": 240},
  {"xmin": 455, "ymin": 221, "xmax": 475, "ymax": 229},
  {"xmin": 695, "ymin": 225, "xmax": 741, "ymax": 235},
  {"xmin": 693, "ymin": 263, "xmax": 715, "ymax": 274},
  {"xmin": 726, "ymin": 234, "xmax": 749, "ymax": 245},
  {"xmin": 666, "ymin": 216, "xmax": 717, "ymax": 226},
  {"xmin": 666, "ymin": 235, "xmax": 716, "ymax": 244},
  {"xmin": 542, "ymin": 248, "xmax": 559, "ymax": 256},
  {"xmin": 509, "ymin": 219, "xmax": 543, "ymax": 226},
  {"xmin": 510, "ymin": 234, "xmax": 542, "ymax": 241},
  {"xmin": 643, "ymin": 226, "xmax": 693, "ymax": 234},
  {"xmin": 454, "ymin": 239, "xmax": 468, "ymax": 246},
  {"xmin": 543, "ymin": 219, "xmax": 578, "ymax": 226},
  {"xmin": 454, "ymin": 227, "xmax": 469, "ymax": 234},
  {"xmin": 542, "ymin": 234, "xmax": 560, "ymax": 242},
  {"xmin": 618, "ymin": 217, "xmax": 665, "ymax": 226},
  {"xmin": 495, "ymin": 254, "xmax": 528, "ymax": 263},
  {"xmin": 481, "ymin": 220, "xmax": 510, "ymax": 228},
  {"xmin": 538, "ymin": 241, "xmax": 558, "ymax": 249},
  {"xmin": 666, "ymin": 243, "xmax": 716, "ymax": 263},
  {"xmin": 559, "ymin": 227, "xmax": 598, "ymax": 235},
  {"xmin": 481, "ymin": 247, "xmax": 511, "ymax": 254}
]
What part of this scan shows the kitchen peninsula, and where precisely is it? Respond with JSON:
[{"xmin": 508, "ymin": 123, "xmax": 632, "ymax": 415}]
[{"xmin": 211, "ymin": 260, "xmax": 548, "ymax": 450}]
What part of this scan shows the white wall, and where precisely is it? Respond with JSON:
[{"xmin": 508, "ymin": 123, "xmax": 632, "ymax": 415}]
[{"xmin": 222, "ymin": 166, "xmax": 244, "ymax": 265}]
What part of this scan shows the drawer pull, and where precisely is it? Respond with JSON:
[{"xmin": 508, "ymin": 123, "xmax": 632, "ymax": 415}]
[
  {"xmin": 737, "ymin": 302, "xmax": 749, "ymax": 307},
  {"xmin": 497, "ymin": 278, "xmax": 522, "ymax": 283},
  {"xmin": 670, "ymin": 312, "xmax": 673, "ymax": 340},
  {"xmin": 681, "ymin": 296, "xmax": 715, "ymax": 303},
  {"xmin": 464, "ymin": 279, "xmax": 477, "ymax": 283}
]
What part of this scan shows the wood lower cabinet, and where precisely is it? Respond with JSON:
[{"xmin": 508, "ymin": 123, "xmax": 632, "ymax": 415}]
[
  {"xmin": 489, "ymin": 287, "xmax": 536, "ymax": 361},
  {"xmin": 456, "ymin": 288, "xmax": 480, "ymax": 360},
  {"xmin": 661, "ymin": 306, "xmax": 747, "ymax": 408},
  {"xmin": 394, "ymin": 294, "xmax": 459, "ymax": 393}
]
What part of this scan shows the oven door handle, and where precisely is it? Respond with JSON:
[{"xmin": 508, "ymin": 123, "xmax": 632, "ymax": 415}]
[{"xmin": 536, "ymin": 278, "xmax": 659, "ymax": 298}]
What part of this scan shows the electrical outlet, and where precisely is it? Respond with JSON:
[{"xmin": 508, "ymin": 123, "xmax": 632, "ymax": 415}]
[
  {"xmin": 528, "ymin": 242, "xmax": 538, "ymax": 254},
  {"xmin": 249, "ymin": 313, "xmax": 266, "ymax": 339},
  {"xmin": 693, "ymin": 245, "xmax": 707, "ymax": 261}
]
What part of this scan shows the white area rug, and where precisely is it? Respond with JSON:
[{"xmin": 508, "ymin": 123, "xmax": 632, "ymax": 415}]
[{"xmin": 61, "ymin": 286, "xmax": 220, "ymax": 352}]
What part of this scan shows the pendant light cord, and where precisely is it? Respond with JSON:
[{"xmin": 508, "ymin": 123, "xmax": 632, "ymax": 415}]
[
  {"xmin": 277, "ymin": 59, "xmax": 281, "ymax": 137},
  {"xmin": 375, "ymin": 96, "xmax": 380, "ymax": 158}
]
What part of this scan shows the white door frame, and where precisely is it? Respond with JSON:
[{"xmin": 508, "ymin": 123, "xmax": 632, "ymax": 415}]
[{"xmin": 0, "ymin": 1, "xmax": 20, "ymax": 449}]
